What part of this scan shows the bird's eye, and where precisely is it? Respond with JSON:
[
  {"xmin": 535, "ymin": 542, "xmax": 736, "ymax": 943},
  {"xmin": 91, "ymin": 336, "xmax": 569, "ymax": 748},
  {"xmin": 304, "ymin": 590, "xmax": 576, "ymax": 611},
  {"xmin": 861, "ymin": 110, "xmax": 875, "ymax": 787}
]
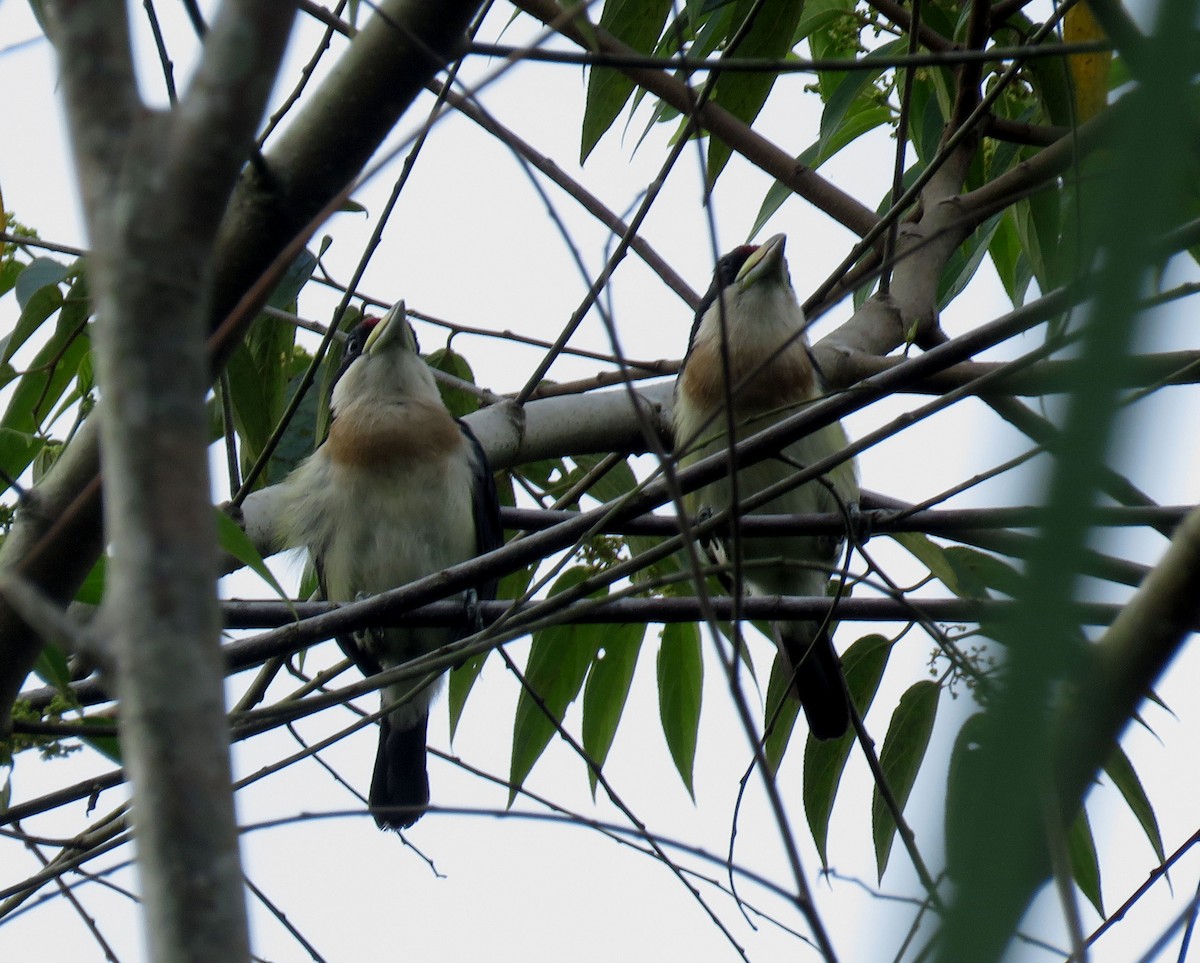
[{"xmin": 345, "ymin": 317, "xmax": 379, "ymax": 360}]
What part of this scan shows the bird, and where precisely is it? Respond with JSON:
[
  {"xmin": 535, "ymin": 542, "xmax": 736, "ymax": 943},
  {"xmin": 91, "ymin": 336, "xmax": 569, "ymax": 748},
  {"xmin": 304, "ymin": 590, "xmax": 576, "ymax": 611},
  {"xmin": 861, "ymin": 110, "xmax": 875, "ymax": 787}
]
[
  {"xmin": 673, "ymin": 234, "xmax": 859, "ymax": 740},
  {"xmin": 271, "ymin": 302, "xmax": 501, "ymax": 829}
]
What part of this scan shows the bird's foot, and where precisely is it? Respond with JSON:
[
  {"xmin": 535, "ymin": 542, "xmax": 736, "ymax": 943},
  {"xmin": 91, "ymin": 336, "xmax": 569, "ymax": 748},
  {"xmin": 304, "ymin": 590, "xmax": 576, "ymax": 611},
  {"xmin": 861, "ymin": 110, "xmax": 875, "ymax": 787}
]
[{"xmin": 462, "ymin": 587, "xmax": 484, "ymax": 634}]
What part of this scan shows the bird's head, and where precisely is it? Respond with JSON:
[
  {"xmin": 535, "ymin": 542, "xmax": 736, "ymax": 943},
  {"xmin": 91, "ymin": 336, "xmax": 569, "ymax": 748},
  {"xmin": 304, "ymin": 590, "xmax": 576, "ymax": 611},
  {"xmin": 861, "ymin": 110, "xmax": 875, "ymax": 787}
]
[
  {"xmin": 686, "ymin": 233, "xmax": 805, "ymax": 356},
  {"xmin": 331, "ymin": 301, "xmax": 440, "ymax": 414}
]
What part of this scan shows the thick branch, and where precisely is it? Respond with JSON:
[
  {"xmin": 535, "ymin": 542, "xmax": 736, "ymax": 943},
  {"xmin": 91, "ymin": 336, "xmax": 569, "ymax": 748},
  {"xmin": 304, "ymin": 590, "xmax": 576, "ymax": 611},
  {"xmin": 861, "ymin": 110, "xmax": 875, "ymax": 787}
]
[
  {"xmin": 0, "ymin": 0, "xmax": 487, "ymax": 726},
  {"xmin": 1055, "ymin": 505, "xmax": 1200, "ymax": 813},
  {"xmin": 50, "ymin": 3, "xmax": 298, "ymax": 960}
]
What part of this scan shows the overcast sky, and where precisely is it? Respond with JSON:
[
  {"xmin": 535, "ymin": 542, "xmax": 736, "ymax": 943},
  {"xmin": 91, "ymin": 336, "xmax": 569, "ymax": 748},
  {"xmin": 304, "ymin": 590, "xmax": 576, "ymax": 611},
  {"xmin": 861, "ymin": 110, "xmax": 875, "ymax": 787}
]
[{"xmin": 2, "ymin": 2, "xmax": 1199, "ymax": 961}]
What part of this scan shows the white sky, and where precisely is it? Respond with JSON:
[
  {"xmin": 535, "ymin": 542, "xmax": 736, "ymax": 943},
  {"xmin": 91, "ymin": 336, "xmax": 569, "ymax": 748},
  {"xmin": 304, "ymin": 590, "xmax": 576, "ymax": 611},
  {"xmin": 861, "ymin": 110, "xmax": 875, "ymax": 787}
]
[{"xmin": 2, "ymin": 2, "xmax": 1199, "ymax": 961}]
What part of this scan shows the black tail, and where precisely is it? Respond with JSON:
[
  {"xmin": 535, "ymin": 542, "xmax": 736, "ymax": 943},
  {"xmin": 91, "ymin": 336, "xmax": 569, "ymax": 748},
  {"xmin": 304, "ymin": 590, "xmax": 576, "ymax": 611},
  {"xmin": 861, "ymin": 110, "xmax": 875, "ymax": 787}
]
[
  {"xmin": 779, "ymin": 624, "xmax": 851, "ymax": 741},
  {"xmin": 369, "ymin": 714, "xmax": 430, "ymax": 830}
]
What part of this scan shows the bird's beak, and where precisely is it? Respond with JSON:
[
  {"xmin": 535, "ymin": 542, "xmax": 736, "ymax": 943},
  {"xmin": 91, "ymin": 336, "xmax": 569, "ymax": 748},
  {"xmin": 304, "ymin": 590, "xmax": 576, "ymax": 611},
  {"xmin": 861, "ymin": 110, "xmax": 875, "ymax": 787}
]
[
  {"xmin": 736, "ymin": 234, "xmax": 788, "ymax": 289},
  {"xmin": 364, "ymin": 301, "xmax": 410, "ymax": 355}
]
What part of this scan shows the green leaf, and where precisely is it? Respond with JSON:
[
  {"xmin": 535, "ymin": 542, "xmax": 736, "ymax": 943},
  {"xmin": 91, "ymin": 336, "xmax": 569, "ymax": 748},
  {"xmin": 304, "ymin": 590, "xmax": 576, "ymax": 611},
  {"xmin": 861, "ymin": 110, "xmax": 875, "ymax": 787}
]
[
  {"xmin": 448, "ymin": 652, "xmax": 488, "ymax": 741},
  {"xmin": 572, "ymin": 452, "xmax": 638, "ymax": 506},
  {"xmin": 582, "ymin": 622, "xmax": 645, "ymax": 795},
  {"xmin": 748, "ymin": 104, "xmax": 891, "ymax": 238},
  {"xmin": 817, "ymin": 39, "xmax": 904, "ymax": 159},
  {"xmin": 938, "ymin": 214, "xmax": 1002, "ymax": 309},
  {"xmin": 942, "ymin": 546, "xmax": 1022, "ymax": 599},
  {"xmin": 706, "ymin": 0, "xmax": 806, "ymax": 183},
  {"xmin": 763, "ymin": 652, "xmax": 802, "ymax": 774},
  {"xmin": 78, "ymin": 716, "xmax": 122, "ymax": 764},
  {"xmin": 32, "ymin": 642, "xmax": 72, "ymax": 695},
  {"xmin": 266, "ymin": 364, "xmax": 323, "ymax": 484},
  {"xmin": 1068, "ymin": 807, "xmax": 1104, "ymax": 917},
  {"xmin": 907, "ymin": 75, "xmax": 950, "ymax": 164},
  {"xmin": 268, "ymin": 248, "xmax": 317, "ymax": 312},
  {"xmin": 1104, "ymin": 745, "xmax": 1165, "ymax": 863},
  {"xmin": 657, "ymin": 620, "xmax": 703, "ymax": 798},
  {"xmin": 215, "ymin": 508, "xmax": 290, "ymax": 602},
  {"xmin": 427, "ymin": 345, "xmax": 480, "ymax": 418},
  {"xmin": 872, "ymin": 679, "xmax": 940, "ymax": 879},
  {"xmin": 74, "ymin": 555, "xmax": 107, "ymax": 607},
  {"xmin": 509, "ymin": 568, "xmax": 601, "ymax": 801},
  {"xmin": 802, "ymin": 633, "xmax": 892, "ymax": 865},
  {"xmin": 3, "ymin": 282, "xmax": 62, "ymax": 367},
  {"xmin": 795, "ymin": 0, "xmax": 855, "ymax": 45},
  {"xmin": 891, "ymin": 532, "xmax": 988, "ymax": 598},
  {"xmin": 0, "ymin": 306, "xmax": 90, "ymax": 449},
  {"xmin": 990, "ymin": 211, "xmax": 1034, "ymax": 307},
  {"xmin": 226, "ymin": 330, "xmax": 298, "ymax": 486},
  {"xmin": 13, "ymin": 256, "xmax": 68, "ymax": 311},
  {"xmin": 0, "ymin": 428, "xmax": 44, "ymax": 492},
  {"xmin": 944, "ymin": 712, "xmax": 986, "ymax": 879},
  {"xmin": 0, "ymin": 257, "xmax": 23, "ymax": 298},
  {"xmin": 581, "ymin": 0, "xmax": 673, "ymax": 163}
]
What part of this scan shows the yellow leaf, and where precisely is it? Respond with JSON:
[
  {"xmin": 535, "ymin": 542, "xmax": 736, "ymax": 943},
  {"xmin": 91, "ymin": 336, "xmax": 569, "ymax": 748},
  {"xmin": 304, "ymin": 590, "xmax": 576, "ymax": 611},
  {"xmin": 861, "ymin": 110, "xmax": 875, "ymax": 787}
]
[{"xmin": 1064, "ymin": 2, "xmax": 1112, "ymax": 122}]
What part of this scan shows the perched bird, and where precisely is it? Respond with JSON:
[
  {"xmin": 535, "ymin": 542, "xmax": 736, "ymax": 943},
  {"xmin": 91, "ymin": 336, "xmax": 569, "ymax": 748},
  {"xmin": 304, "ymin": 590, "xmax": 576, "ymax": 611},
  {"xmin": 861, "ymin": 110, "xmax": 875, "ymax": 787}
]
[
  {"xmin": 673, "ymin": 234, "xmax": 859, "ymax": 740},
  {"xmin": 273, "ymin": 303, "xmax": 501, "ymax": 828}
]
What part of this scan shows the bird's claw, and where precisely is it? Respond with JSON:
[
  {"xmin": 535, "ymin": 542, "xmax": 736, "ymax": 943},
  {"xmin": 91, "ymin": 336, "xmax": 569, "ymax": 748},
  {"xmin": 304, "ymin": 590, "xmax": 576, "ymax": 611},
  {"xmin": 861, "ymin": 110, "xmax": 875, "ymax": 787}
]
[
  {"xmin": 845, "ymin": 500, "xmax": 870, "ymax": 543},
  {"xmin": 463, "ymin": 587, "xmax": 484, "ymax": 633}
]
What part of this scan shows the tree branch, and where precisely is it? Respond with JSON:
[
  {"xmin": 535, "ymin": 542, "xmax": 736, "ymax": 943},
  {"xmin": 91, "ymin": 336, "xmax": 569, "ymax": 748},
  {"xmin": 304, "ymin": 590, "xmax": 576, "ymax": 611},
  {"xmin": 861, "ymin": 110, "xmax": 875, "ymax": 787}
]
[
  {"xmin": 0, "ymin": 0, "xmax": 488, "ymax": 726},
  {"xmin": 510, "ymin": 0, "xmax": 880, "ymax": 238}
]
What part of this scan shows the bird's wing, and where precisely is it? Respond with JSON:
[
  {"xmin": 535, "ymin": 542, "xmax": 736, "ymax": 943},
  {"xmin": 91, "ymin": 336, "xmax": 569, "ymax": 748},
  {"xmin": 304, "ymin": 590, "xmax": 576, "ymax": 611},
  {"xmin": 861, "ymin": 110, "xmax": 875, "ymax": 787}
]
[
  {"xmin": 458, "ymin": 419, "xmax": 503, "ymax": 603},
  {"xmin": 314, "ymin": 555, "xmax": 386, "ymax": 678}
]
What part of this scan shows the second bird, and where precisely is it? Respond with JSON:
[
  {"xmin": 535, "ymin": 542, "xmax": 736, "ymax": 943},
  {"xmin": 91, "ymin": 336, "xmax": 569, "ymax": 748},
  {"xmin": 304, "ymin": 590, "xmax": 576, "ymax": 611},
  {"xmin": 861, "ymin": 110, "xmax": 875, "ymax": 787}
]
[{"xmin": 674, "ymin": 234, "xmax": 859, "ymax": 740}]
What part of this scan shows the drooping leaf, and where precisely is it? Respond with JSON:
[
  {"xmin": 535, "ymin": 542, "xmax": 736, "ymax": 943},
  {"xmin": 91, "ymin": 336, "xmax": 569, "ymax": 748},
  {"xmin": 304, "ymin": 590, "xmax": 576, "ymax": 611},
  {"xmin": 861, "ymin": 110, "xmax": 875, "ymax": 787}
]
[
  {"xmin": 944, "ymin": 546, "xmax": 1023, "ymax": 599},
  {"xmin": 890, "ymin": 532, "xmax": 987, "ymax": 598},
  {"xmin": 938, "ymin": 214, "xmax": 1003, "ymax": 309},
  {"xmin": 749, "ymin": 103, "xmax": 891, "ymax": 237},
  {"xmin": 1068, "ymin": 806, "xmax": 1104, "ymax": 917},
  {"xmin": 1063, "ymin": 2, "xmax": 1112, "ymax": 122},
  {"xmin": 268, "ymin": 247, "xmax": 317, "ymax": 312},
  {"xmin": 706, "ymin": 0, "xmax": 806, "ymax": 183},
  {"xmin": 448, "ymin": 652, "xmax": 488, "ymax": 742},
  {"xmin": 582, "ymin": 622, "xmax": 645, "ymax": 795},
  {"xmin": 990, "ymin": 210, "xmax": 1034, "ymax": 307},
  {"xmin": 1103, "ymin": 745, "xmax": 1165, "ymax": 863},
  {"xmin": 872, "ymin": 679, "xmax": 940, "ymax": 879},
  {"xmin": 572, "ymin": 452, "xmax": 638, "ymax": 506},
  {"xmin": 215, "ymin": 508, "xmax": 290, "ymax": 603},
  {"xmin": 267, "ymin": 364, "xmax": 323, "ymax": 483},
  {"xmin": 74, "ymin": 555, "xmax": 107, "ymax": 607},
  {"xmin": 816, "ymin": 39, "xmax": 904, "ymax": 160},
  {"xmin": 581, "ymin": 0, "xmax": 673, "ymax": 163},
  {"xmin": 224, "ymin": 250, "xmax": 314, "ymax": 485},
  {"xmin": 802, "ymin": 633, "xmax": 892, "ymax": 865},
  {"xmin": 763, "ymin": 652, "xmax": 802, "ymax": 774},
  {"xmin": 944, "ymin": 711, "xmax": 986, "ymax": 879},
  {"xmin": 78, "ymin": 716, "xmax": 122, "ymax": 764},
  {"xmin": 509, "ymin": 568, "xmax": 601, "ymax": 801},
  {"xmin": 657, "ymin": 620, "xmax": 703, "ymax": 798}
]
